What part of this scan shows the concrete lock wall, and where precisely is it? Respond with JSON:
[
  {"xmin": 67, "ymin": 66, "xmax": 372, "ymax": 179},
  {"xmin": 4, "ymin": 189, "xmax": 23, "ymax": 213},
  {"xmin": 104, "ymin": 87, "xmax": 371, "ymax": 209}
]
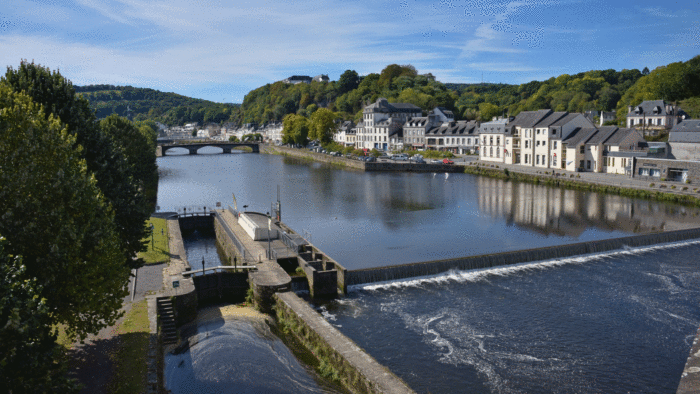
[
  {"xmin": 347, "ymin": 228, "xmax": 700, "ymax": 286},
  {"xmin": 214, "ymin": 215, "xmax": 242, "ymax": 264},
  {"xmin": 239, "ymin": 213, "xmax": 279, "ymax": 241},
  {"xmin": 274, "ymin": 292, "xmax": 415, "ymax": 394},
  {"xmin": 164, "ymin": 216, "xmax": 198, "ymax": 326}
]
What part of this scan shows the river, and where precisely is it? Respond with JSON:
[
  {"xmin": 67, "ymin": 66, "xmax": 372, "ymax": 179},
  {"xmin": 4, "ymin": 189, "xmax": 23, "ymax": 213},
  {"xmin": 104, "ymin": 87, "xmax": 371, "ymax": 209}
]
[
  {"xmin": 157, "ymin": 149, "xmax": 700, "ymax": 270},
  {"xmin": 157, "ymin": 149, "xmax": 700, "ymax": 393}
]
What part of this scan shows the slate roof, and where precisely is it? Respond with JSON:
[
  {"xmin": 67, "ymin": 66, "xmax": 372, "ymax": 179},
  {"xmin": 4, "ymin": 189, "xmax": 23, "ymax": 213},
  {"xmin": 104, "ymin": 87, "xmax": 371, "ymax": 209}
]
[
  {"xmin": 562, "ymin": 127, "xmax": 598, "ymax": 146},
  {"xmin": 509, "ymin": 109, "xmax": 553, "ymax": 128},
  {"xmin": 604, "ymin": 128, "xmax": 641, "ymax": 146},
  {"xmin": 549, "ymin": 113, "xmax": 584, "ymax": 127},
  {"xmin": 426, "ymin": 121, "xmax": 479, "ymax": 136},
  {"xmin": 605, "ymin": 151, "xmax": 647, "ymax": 158},
  {"xmin": 534, "ymin": 111, "xmax": 568, "ymax": 128},
  {"xmin": 586, "ymin": 126, "xmax": 620, "ymax": 145},
  {"xmin": 406, "ymin": 117, "xmax": 429, "ymax": 127},
  {"xmin": 670, "ymin": 120, "xmax": 700, "ymax": 133},
  {"xmin": 669, "ymin": 132, "xmax": 700, "ymax": 143},
  {"xmin": 364, "ymin": 98, "xmax": 421, "ymax": 113},
  {"xmin": 627, "ymin": 100, "xmax": 677, "ymax": 117}
]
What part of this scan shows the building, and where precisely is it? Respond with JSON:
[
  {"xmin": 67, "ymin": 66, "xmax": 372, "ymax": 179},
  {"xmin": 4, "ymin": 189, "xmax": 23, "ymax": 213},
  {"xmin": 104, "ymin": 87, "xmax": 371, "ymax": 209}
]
[
  {"xmin": 359, "ymin": 98, "xmax": 421, "ymax": 150},
  {"xmin": 426, "ymin": 120, "xmax": 480, "ymax": 154},
  {"xmin": 626, "ymin": 100, "xmax": 685, "ymax": 135},
  {"xmin": 563, "ymin": 127, "xmax": 645, "ymax": 173},
  {"xmin": 534, "ymin": 113, "xmax": 595, "ymax": 170},
  {"xmin": 669, "ymin": 119, "xmax": 700, "ymax": 161},
  {"xmin": 334, "ymin": 121, "xmax": 356, "ymax": 147},
  {"xmin": 507, "ymin": 110, "xmax": 553, "ymax": 166},
  {"xmin": 282, "ymin": 75, "xmax": 312, "ymax": 84},
  {"xmin": 479, "ymin": 117, "xmax": 512, "ymax": 163},
  {"xmin": 312, "ymin": 74, "xmax": 329, "ymax": 83}
]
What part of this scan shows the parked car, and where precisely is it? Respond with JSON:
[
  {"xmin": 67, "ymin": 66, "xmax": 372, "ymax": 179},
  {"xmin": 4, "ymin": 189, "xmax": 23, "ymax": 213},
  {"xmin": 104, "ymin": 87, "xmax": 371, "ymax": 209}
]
[
  {"xmin": 412, "ymin": 157, "xmax": 426, "ymax": 164},
  {"xmin": 365, "ymin": 156, "xmax": 376, "ymax": 162},
  {"xmin": 431, "ymin": 159, "xmax": 442, "ymax": 164},
  {"xmin": 443, "ymin": 158, "xmax": 454, "ymax": 165}
]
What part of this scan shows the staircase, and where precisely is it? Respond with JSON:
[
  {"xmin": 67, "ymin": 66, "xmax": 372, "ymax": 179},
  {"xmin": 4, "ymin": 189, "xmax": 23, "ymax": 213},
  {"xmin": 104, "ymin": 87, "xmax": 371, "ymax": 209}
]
[{"xmin": 157, "ymin": 297, "xmax": 177, "ymax": 344}]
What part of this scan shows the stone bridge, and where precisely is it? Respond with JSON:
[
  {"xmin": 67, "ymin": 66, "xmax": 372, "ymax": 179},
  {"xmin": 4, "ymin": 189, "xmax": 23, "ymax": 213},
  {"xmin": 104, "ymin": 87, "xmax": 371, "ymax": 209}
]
[{"xmin": 157, "ymin": 142, "xmax": 260, "ymax": 156}]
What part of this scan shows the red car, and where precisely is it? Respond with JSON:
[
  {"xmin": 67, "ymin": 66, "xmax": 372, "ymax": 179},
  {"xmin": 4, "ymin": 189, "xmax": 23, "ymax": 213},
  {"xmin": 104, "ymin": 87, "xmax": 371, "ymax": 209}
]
[{"xmin": 442, "ymin": 158, "xmax": 454, "ymax": 165}]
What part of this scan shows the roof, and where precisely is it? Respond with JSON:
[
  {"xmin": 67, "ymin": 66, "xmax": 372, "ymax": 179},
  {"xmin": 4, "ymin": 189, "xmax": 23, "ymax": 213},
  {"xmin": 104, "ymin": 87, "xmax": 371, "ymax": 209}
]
[
  {"xmin": 426, "ymin": 121, "xmax": 479, "ymax": 136},
  {"xmin": 406, "ymin": 117, "xmax": 429, "ymax": 127},
  {"xmin": 586, "ymin": 126, "xmax": 619, "ymax": 145},
  {"xmin": 562, "ymin": 127, "xmax": 598, "ymax": 146},
  {"xmin": 549, "ymin": 113, "xmax": 584, "ymax": 127},
  {"xmin": 509, "ymin": 109, "xmax": 553, "ymax": 128},
  {"xmin": 605, "ymin": 151, "xmax": 648, "ymax": 158},
  {"xmin": 627, "ymin": 100, "xmax": 678, "ymax": 117},
  {"xmin": 534, "ymin": 111, "xmax": 568, "ymax": 128},
  {"xmin": 604, "ymin": 128, "xmax": 641, "ymax": 146},
  {"xmin": 670, "ymin": 120, "xmax": 700, "ymax": 133},
  {"xmin": 669, "ymin": 132, "xmax": 700, "ymax": 143},
  {"xmin": 364, "ymin": 98, "xmax": 421, "ymax": 113}
]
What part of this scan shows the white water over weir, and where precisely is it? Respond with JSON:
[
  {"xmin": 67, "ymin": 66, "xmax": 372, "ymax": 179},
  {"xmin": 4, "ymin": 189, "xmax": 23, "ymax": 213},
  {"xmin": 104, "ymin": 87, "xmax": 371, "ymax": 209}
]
[{"xmin": 346, "ymin": 227, "xmax": 700, "ymax": 286}]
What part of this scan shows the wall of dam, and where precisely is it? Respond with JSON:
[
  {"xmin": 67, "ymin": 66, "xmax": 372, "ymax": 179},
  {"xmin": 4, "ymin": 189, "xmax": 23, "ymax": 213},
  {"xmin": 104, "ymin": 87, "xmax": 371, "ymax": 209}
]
[
  {"xmin": 274, "ymin": 292, "xmax": 415, "ymax": 394},
  {"xmin": 346, "ymin": 227, "xmax": 700, "ymax": 286}
]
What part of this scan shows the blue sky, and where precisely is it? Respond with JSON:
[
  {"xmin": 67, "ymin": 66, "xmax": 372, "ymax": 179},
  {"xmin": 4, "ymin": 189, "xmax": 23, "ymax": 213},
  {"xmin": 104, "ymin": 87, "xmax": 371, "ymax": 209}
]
[{"xmin": 2, "ymin": 0, "xmax": 699, "ymax": 103}]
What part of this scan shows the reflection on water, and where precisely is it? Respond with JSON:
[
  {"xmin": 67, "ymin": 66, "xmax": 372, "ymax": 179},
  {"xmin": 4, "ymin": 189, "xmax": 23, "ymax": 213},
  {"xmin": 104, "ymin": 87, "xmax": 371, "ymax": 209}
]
[
  {"xmin": 165, "ymin": 315, "xmax": 338, "ymax": 394},
  {"xmin": 314, "ymin": 241, "xmax": 700, "ymax": 393},
  {"xmin": 156, "ymin": 149, "xmax": 700, "ymax": 269}
]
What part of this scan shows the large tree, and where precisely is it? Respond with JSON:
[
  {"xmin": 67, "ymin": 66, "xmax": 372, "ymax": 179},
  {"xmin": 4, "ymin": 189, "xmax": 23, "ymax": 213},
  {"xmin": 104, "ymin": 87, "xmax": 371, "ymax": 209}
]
[
  {"xmin": 0, "ymin": 84, "xmax": 130, "ymax": 339},
  {"xmin": 337, "ymin": 70, "xmax": 360, "ymax": 95},
  {"xmin": 3, "ymin": 62, "xmax": 150, "ymax": 269},
  {"xmin": 308, "ymin": 108, "xmax": 338, "ymax": 143},
  {"xmin": 0, "ymin": 237, "xmax": 79, "ymax": 393},
  {"xmin": 282, "ymin": 113, "xmax": 309, "ymax": 145}
]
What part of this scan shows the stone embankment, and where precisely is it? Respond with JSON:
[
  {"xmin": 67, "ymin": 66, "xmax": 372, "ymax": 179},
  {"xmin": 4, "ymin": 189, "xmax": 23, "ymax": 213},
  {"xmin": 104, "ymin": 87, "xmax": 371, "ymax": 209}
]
[
  {"xmin": 275, "ymin": 292, "xmax": 415, "ymax": 394},
  {"xmin": 265, "ymin": 145, "xmax": 462, "ymax": 173}
]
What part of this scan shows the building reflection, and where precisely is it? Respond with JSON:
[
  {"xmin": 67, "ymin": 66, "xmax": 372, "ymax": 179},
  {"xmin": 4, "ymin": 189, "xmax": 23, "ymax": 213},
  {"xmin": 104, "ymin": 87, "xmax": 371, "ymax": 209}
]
[{"xmin": 476, "ymin": 177, "xmax": 700, "ymax": 236}]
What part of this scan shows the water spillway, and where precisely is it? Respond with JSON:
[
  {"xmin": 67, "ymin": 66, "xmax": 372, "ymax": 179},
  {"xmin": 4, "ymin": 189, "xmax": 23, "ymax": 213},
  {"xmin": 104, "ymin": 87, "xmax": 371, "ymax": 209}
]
[
  {"xmin": 315, "ymin": 241, "xmax": 700, "ymax": 394},
  {"xmin": 346, "ymin": 227, "xmax": 700, "ymax": 285}
]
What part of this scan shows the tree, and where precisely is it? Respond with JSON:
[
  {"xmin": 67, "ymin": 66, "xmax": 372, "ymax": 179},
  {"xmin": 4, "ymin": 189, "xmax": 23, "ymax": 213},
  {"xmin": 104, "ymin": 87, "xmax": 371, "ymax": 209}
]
[
  {"xmin": 229, "ymin": 135, "xmax": 240, "ymax": 142},
  {"xmin": 282, "ymin": 113, "xmax": 309, "ymax": 145},
  {"xmin": 0, "ymin": 237, "xmax": 80, "ymax": 393},
  {"xmin": 0, "ymin": 85, "xmax": 130, "ymax": 339},
  {"xmin": 642, "ymin": 66, "xmax": 650, "ymax": 75},
  {"xmin": 3, "ymin": 62, "xmax": 148, "ymax": 270},
  {"xmin": 337, "ymin": 70, "xmax": 360, "ymax": 95},
  {"xmin": 308, "ymin": 108, "xmax": 338, "ymax": 143},
  {"xmin": 478, "ymin": 102, "xmax": 501, "ymax": 121}
]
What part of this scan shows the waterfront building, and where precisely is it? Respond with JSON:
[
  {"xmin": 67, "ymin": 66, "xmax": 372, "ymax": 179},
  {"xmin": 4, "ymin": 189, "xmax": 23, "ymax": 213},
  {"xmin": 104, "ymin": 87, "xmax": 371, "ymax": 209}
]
[
  {"xmin": 626, "ymin": 100, "xmax": 685, "ymax": 135},
  {"xmin": 425, "ymin": 120, "xmax": 480, "ymax": 154},
  {"xmin": 563, "ymin": 127, "xmax": 644, "ymax": 173},
  {"xmin": 359, "ymin": 98, "xmax": 421, "ymax": 150},
  {"xmin": 533, "ymin": 113, "xmax": 595, "ymax": 170},
  {"xmin": 334, "ymin": 121, "xmax": 356, "ymax": 147},
  {"xmin": 479, "ymin": 117, "xmax": 511, "ymax": 163},
  {"xmin": 669, "ymin": 119, "xmax": 700, "ymax": 161}
]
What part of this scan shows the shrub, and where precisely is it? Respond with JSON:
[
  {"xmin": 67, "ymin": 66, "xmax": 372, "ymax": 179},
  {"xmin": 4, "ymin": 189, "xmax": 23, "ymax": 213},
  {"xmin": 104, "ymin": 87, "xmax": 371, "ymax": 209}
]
[
  {"xmin": 671, "ymin": 185, "xmax": 676, "ymax": 189},
  {"xmin": 649, "ymin": 183, "xmax": 655, "ymax": 187},
  {"xmin": 682, "ymin": 186, "xmax": 688, "ymax": 191}
]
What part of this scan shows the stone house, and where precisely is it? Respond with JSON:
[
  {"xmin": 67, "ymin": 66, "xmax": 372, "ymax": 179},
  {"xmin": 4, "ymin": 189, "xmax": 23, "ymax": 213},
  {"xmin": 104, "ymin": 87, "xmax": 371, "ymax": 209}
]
[
  {"xmin": 426, "ymin": 120, "xmax": 480, "ymax": 154},
  {"xmin": 626, "ymin": 100, "xmax": 684, "ymax": 135},
  {"xmin": 479, "ymin": 117, "xmax": 512, "ymax": 163},
  {"xmin": 359, "ymin": 98, "xmax": 421, "ymax": 150},
  {"xmin": 668, "ymin": 119, "xmax": 700, "ymax": 161}
]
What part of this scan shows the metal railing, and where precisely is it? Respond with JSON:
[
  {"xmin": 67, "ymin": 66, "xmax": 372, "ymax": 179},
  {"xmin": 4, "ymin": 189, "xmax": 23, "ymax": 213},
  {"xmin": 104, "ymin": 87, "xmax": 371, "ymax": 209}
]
[
  {"xmin": 182, "ymin": 265, "xmax": 256, "ymax": 276},
  {"xmin": 213, "ymin": 211, "xmax": 251, "ymax": 262}
]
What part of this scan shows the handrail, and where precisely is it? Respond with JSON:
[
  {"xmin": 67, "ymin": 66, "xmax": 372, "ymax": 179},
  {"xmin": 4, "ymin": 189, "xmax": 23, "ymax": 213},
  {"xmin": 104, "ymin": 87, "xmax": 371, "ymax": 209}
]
[
  {"xmin": 182, "ymin": 265, "xmax": 256, "ymax": 276},
  {"xmin": 213, "ymin": 210, "xmax": 252, "ymax": 262}
]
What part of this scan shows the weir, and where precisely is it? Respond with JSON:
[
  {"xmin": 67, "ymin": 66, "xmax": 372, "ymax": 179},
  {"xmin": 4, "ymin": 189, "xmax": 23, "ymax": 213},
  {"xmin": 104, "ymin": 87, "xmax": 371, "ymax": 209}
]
[{"xmin": 346, "ymin": 227, "xmax": 700, "ymax": 286}]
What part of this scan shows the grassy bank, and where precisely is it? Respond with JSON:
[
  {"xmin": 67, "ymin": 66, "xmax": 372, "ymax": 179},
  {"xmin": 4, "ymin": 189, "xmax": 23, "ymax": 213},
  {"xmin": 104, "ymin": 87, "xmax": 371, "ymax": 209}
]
[
  {"xmin": 464, "ymin": 163, "xmax": 700, "ymax": 207},
  {"xmin": 139, "ymin": 217, "xmax": 170, "ymax": 265},
  {"xmin": 108, "ymin": 300, "xmax": 150, "ymax": 394}
]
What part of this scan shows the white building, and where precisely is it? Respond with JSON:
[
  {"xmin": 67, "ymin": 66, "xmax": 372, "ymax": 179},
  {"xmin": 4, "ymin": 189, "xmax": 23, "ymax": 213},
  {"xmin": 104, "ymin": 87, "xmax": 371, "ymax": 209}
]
[{"xmin": 359, "ymin": 98, "xmax": 421, "ymax": 151}]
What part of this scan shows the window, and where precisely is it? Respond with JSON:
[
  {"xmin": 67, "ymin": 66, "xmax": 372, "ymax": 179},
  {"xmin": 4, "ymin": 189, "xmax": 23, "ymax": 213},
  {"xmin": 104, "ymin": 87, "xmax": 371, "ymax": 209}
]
[
  {"xmin": 536, "ymin": 155, "xmax": 540, "ymax": 165},
  {"xmin": 490, "ymin": 136, "xmax": 493, "ymax": 145},
  {"xmin": 587, "ymin": 160, "xmax": 591, "ymax": 169},
  {"xmin": 525, "ymin": 141, "xmax": 529, "ymax": 148},
  {"xmin": 553, "ymin": 157, "xmax": 557, "ymax": 166},
  {"xmin": 490, "ymin": 147, "xmax": 493, "ymax": 157},
  {"xmin": 553, "ymin": 141, "xmax": 557, "ymax": 149},
  {"xmin": 537, "ymin": 129, "xmax": 540, "ymax": 135},
  {"xmin": 497, "ymin": 137, "xmax": 500, "ymax": 145},
  {"xmin": 580, "ymin": 160, "xmax": 584, "ymax": 168},
  {"xmin": 580, "ymin": 146, "xmax": 584, "ymax": 154},
  {"xmin": 536, "ymin": 141, "xmax": 540, "ymax": 146}
]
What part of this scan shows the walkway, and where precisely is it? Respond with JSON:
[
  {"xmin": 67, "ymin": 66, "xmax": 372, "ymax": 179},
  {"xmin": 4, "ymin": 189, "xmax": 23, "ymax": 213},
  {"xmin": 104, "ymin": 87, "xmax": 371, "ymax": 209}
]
[{"xmin": 467, "ymin": 159, "xmax": 700, "ymax": 197}]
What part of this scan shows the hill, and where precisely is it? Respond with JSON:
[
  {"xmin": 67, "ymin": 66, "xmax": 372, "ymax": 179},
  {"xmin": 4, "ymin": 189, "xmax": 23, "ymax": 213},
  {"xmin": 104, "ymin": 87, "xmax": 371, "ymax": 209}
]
[{"xmin": 75, "ymin": 85, "xmax": 241, "ymax": 126}]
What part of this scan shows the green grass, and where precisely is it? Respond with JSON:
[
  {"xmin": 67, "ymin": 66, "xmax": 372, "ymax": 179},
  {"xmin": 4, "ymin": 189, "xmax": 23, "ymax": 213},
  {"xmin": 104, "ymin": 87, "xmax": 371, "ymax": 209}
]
[
  {"xmin": 108, "ymin": 300, "xmax": 150, "ymax": 394},
  {"xmin": 138, "ymin": 217, "xmax": 170, "ymax": 265}
]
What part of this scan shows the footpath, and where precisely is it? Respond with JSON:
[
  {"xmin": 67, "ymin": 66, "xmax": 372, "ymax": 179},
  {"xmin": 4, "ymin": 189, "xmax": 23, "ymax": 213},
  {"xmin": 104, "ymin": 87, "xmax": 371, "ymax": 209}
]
[{"xmin": 67, "ymin": 263, "xmax": 165, "ymax": 393}]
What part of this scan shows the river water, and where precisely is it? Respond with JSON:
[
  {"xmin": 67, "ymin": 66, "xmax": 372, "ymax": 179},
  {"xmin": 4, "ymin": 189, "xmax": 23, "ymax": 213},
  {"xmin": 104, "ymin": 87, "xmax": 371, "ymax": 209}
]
[
  {"xmin": 158, "ymin": 149, "xmax": 700, "ymax": 393},
  {"xmin": 311, "ymin": 241, "xmax": 700, "ymax": 393},
  {"xmin": 157, "ymin": 149, "xmax": 700, "ymax": 270}
]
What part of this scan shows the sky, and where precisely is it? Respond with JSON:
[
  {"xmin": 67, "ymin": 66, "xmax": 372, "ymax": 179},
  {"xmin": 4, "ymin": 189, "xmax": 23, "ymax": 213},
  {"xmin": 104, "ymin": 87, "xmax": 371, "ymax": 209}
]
[{"xmin": 2, "ymin": 0, "xmax": 699, "ymax": 103}]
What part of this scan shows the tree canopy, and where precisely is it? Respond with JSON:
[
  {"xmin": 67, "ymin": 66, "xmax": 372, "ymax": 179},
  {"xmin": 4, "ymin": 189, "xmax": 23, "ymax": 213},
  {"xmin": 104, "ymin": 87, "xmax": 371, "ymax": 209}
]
[
  {"xmin": 4, "ymin": 62, "xmax": 151, "ymax": 269},
  {"xmin": 308, "ymin": 108, "xmax": 338, "ymax": 143},
  {"xmin": 0, "ymin": 236, "xmax": 80, "ymax": 393},
  {"xmin": 0, "ymin": 84, "xmax": 130, "ymax": 339},
  {"xmin": 282, "ymin": 113, "xmax": 309, "ymax": 145}
]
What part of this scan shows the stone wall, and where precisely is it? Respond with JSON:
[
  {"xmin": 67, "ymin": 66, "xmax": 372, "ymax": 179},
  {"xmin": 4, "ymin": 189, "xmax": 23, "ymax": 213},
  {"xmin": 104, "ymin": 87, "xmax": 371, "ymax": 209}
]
[
  {"xmin": 274, "ymin": 292, "xmax": 415, "ymax": 394},
  {"xmin": 347, "ymin": 227, "xmax": 700, "ymax": 286}
]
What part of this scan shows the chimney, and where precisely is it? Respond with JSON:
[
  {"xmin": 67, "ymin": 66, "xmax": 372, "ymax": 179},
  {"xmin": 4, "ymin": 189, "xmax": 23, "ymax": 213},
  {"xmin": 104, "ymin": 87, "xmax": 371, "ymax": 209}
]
[{"xmin": 628, "ymin": 106, "xmax": 632, "ymax": 113}]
